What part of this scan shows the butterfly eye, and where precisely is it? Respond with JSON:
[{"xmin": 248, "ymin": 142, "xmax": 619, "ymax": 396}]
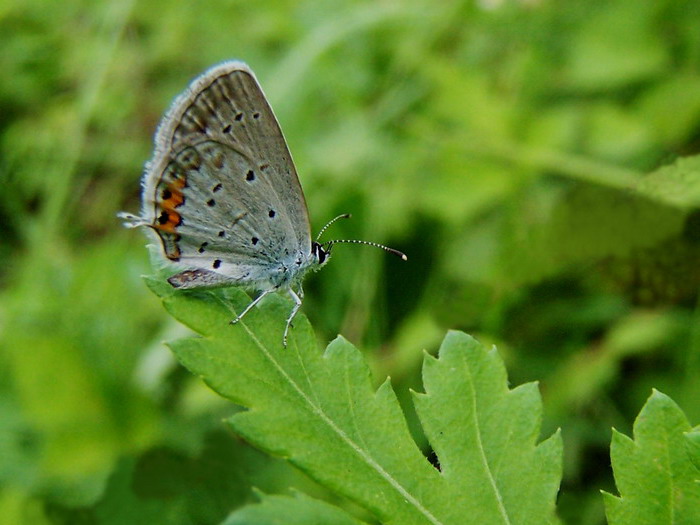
[{"xmin": 312, "ymin": 242, "xmax": 327, "ymax": 264}]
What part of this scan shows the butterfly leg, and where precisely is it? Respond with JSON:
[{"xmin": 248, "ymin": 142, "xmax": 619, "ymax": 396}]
[
  {"xmin": 283, "ymin": 288, "xmax": 303, "ymax": 348},
  {"xmin": 231, "ymin": 289, "xmax": 271, "ymax": 325}
]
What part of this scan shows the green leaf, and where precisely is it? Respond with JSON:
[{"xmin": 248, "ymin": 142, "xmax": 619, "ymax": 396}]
[
  {"xmin": 447, "ymin": 183, "xmax": 686, "ymax": 288},
  {"xmin": 603, "ymin": 390, "xmax": 700, "ymax": 525},
  {"xmin": 150, "ymin": 283, "xmax": 562, "ymax": 524},
  {"xmin": 413, "ymin": 332, "xmax": 562, "ymax": 524},
  {"xmin": 223, "ymin": 492, "xmax": 367, "ymax": 525},
  {"xmin": 686, "ymin": 427, "xmax": 700, "ymax": 472},
  {"xmin": 635, "ymin": 155, "xmax": 700, "ymax": 209},
  {"xmin": 563, "ymin": 3, "xmax": 668, "ymax": 91}
]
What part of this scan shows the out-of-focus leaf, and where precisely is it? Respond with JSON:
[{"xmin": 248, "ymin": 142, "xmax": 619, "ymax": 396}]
[
  {"xmin": 224, "ymin": 492, "xmax": 367, "ymax": 525},
  {"xmin": 447, "ymin": 183, "xmax": 685, "ymax": 288},
  {"xmin": 635, "ymin": 155, "xmax": 700, "ymax": 209}
]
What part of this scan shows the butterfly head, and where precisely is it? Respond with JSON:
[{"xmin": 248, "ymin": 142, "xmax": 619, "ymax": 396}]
[
  {"xmin": 311, "ymin": 241, "xmax": 332, "ymax": 268},
  {"xmin": 311, "ymin": 214, "xmax": 407, "ymax": 270}
]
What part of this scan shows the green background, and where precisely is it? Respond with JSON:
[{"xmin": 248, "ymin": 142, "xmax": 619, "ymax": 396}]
[{"xmin": 2, "ymin": 0, "xmax": 700, "ymax": 523}]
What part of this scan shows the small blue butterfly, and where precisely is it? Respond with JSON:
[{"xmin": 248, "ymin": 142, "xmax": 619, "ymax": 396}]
[{"xmin": 120, "ymin": 61, "xmax": 406, "ymax": 346}]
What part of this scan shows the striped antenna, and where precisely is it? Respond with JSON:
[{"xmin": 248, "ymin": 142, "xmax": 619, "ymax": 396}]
[
  {"xmin": 324, "ymin": 239, "xmax": 407, "ymax": 261},
  {"xmin": 316, "ymin": 213, "xmax": 351, "ymax": 241}
]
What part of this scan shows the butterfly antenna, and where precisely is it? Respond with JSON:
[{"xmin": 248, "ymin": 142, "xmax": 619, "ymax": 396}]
[
  {"xmin": 316, "ymin": 213, "xmax": 352, "ymax": 241},
  {"xmin": 324, "ymin": 239, "xmax": 407, "ymax": 261}
]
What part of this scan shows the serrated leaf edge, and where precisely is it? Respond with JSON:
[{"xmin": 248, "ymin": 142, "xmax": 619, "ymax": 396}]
[{"xmin": 204, "ymin": 292, "xmax": 444, "ymax": 525}]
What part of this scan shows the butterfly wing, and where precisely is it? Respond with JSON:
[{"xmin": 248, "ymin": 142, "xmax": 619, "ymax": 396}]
[{"xmin": 140, "ymin": 61, "xmax": 311, "ymax": 286}]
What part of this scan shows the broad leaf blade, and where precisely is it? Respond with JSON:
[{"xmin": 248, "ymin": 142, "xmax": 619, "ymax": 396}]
[
  {"xmin": 160, "ymin": 285, "xmax": 445, "ymax": 524},
  {"xmin": 413, "ymin": 331, "xmax": 562, "ymax": 524},
  {"xmin": 686, "ymin": 427, "xmax": 700, "ymax": 472},
  {"xmin": 151, "ymin": 283, "xmax": 562, "ymax": 524},
  {"xmin": 603, "ymin": 390, "xmax": 700, "ymax": 524},
  {"xmin": 635, "ymin": 155, "xmax": 700, "ymax": 209}
]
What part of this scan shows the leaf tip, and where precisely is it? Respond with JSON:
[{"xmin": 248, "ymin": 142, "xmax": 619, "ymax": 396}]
[{"xmin": 324, "ymin": 335, "xmax": 356, "ymax": 358}]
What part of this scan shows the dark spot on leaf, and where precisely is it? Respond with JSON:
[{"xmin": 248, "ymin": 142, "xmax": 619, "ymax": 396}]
[
  {"xmin": 246, "ymin": 170, "xmax": 255, "ymax": 181},
  {"xmin": 213, "ymin": 259, "xmax": 221, "ymax": 269},
  {"xmin": 427, "ymin": 449, "xmax": 441, "ymax": 471}
]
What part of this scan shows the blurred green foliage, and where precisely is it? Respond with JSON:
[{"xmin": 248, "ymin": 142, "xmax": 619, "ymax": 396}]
[{"xmin": 1, "ymin": 0, "xmax": 700, "ymax": 523}]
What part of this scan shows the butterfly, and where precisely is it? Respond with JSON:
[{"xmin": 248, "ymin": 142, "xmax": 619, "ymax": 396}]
[{"xmin": 119, "ymin": 61, "xmax": 406, "ymax": 346}]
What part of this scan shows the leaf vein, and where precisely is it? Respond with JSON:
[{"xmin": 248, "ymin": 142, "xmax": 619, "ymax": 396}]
[
  {"xmin": 219, "ymin": 297, "xmax": 444, "ymax": 525},
  {"xmin": 461, "ymin": 351, "xmax": 512, "ymax": 525}
]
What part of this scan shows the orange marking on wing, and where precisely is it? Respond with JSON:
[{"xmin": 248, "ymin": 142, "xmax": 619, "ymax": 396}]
[
  {"xmin": 161, "ymin": 188, "xmax": 184, "ymax": 209},
  {"xmin": 154, "ymin": 211, "xmax": 181, "ymax": 233}
]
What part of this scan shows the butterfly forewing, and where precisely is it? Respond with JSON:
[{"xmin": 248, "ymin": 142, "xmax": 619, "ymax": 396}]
[{"xmin": 141, "ymin": 62, "xmax": 311, "ymax": 281}]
